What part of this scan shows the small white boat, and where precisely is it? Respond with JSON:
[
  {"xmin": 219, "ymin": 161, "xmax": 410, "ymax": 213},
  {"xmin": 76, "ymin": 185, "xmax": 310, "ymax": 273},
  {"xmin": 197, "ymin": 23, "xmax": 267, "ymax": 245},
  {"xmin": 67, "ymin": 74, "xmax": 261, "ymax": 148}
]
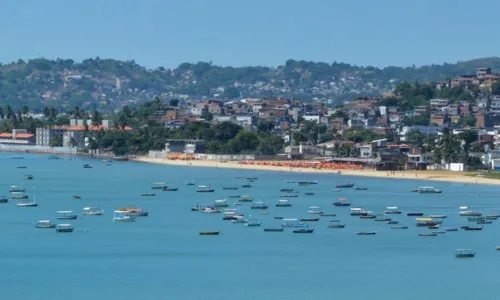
[
  {"xmin": 82, "ymin": 207, "xmax": 104, "ymax": 216},
  {"xmin": 384, "ymin": 206, "xmax": 402, "ymax": 214},
  {"xmin": 417, "ymin": 186, "xmax": 442, "ymax": 194},
  {"xmin": 232, "ymin": 216, "xmax": 247, "ymax": 224},
  {"xmin": 56, "ymin": 224, "xmax": 74, "ymax": 232},
  {"xmin": 214, "ymin": 199, "xmax": 229, "ymax": 208},
  {"xmin": 112, "ymin": 210, "xmax": 136, "ymax": 222},
  {"xmin": 200, "ymin": 207, "xmax": 221, "ymax": 214},
  {"xmin": 308, "ymin": 206, "xmax": 323, "ymax": 214},
  {"xmin": 56, "ymin": 210, "xmax": 78, "ymax": 220},
  {"xmin": 36, "ymin": 220, "xmax": 56, "ymax": 228},
  {"xmin": 17, "ymin": 199, "xmax": 37, "ymax": 207},
  {"xmin": 350, "ymin": 207, "xmax": 369, "ymax": 216},
  {"xmin": 276, "ymin": 199, "xmax": 292, "ymax": 207}
]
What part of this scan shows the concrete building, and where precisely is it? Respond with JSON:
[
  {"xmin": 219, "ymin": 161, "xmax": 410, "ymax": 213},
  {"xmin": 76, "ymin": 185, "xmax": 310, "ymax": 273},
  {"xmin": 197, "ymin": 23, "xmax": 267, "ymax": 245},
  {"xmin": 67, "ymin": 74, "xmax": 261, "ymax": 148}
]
[
  {"xmin": 36, "ymin": 126, "xmax": 67, "ymax": 146},
  {"xmin": 0, "ymin": 129, "xmax": 35, "ymax": 145}
]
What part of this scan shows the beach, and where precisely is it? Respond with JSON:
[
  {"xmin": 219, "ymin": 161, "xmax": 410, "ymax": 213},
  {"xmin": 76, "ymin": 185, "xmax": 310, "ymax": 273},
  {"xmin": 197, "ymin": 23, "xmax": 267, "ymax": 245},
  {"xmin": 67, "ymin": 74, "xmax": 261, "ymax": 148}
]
[{"xmin": 133, "ymin": 156, "xmax": 499, "ymax": 185}]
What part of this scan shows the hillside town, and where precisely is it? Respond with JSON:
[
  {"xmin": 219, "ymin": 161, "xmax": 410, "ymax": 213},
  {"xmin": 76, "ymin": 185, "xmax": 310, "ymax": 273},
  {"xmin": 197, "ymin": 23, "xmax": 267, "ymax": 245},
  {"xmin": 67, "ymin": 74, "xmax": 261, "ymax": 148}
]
[{"xmin": 2, "ymin": 67, "xmax": 500, "ymax": 171}]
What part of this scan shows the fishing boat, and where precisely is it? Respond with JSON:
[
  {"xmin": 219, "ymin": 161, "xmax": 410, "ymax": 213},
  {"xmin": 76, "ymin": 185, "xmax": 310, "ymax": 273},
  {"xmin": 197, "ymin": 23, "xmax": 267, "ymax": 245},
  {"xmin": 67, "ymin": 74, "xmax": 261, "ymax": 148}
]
[
  {"xmin": 250, "ymin": 201, "xmax": 268, "ymax": 210},
  {"xmin": 305, "ymin": 192, "xmax": 315, "ymax": 196},
  {"xmin": 17, "ymin": 199, "xmax": 37, "ymax": 207},
  {"xmin": 56, "ymin": 211, "xmax": 78, "ymax": 220},
  {"xmin": 320, "ymin": 212, "xmax": 336, "ymax": 217},
  {"xmin": 275, "ymin": 199, "xmax": 292, "ymax": 207},
  {"xmin": 0, "ymin": 195, "xmax": 8, "ymax": 203},
  {"xmin": 419, "ymin": 233, "xmax": 437, "ymax": 237},
  {"xmin": 417, "ymin": 186, "xmax": 442, "ymax": 194},
  {"xmin": 9, "ymin": 185, "xmax": 25, "ymax": 193},
  {"xmin": 454, "ymin": 249, "xmax": 475, "ymax": 258},
  {"xmin": 151, "ymin": 182, "xmax": 167, "ymax": 190},
  {"xmin": 245, "ymin": 217, "xmax": 262, "ymax": 227},
  {"xmin": 300, "ymin": 217, "xmax": 320, "ymax": 222},
  {"xmin": 35, "ymin": 220, "xmax": 56, "ymax": 228},
  {"xmin": 429, "ymin": 215, "xmax": 447, "ymax": 219},
  {"xmin": 24, "ymin": 174, "xmax": 33, "ymax": 180},
  {"xmin": 293, "ymin": 228, "xmax": 314, "ymax": 233},
  {"xmin": 17, "ymin": 166, "xmax": 27, "ymax": 169},
  {"xmin": 120, "ymin": 206, "xmax": 149, "ymax": 217},
  {"xmin": 333, "ymin": 198, "xmax": 351, "ymax": 206},
  {"xmin": 336, "ymin": 183, "xmax": 355, "ymax": 188},
  {"xmin": 461, "ymin": 226, "xmax": 483, "ymax": 231},
  {"xmin": 407, "ymin": 212, "xmax": 424, "ymax": 216},
  {"xmin": 391, "ymin": 226, "xmax": 408, "ymax": 230},
  {"xmin": 112, "ymin": 210, "xmax": 136, "ymax": 222},
  {"xmin": 446, "ymin": 228, "xmax": 458, "ymax": 232},
  {"xmin": 11, "ymin": 193, "xmax": 29, "ymax": 200},
  {"xmin": 384, "ymin": 206, "xmax": 402, "ymax": 214},
  {"xmin": 55, "ymin": 224, "xmax": 74, "ymax": 233},
  {"xmin": 82, "ymin": 206, "xmax": 104, "ymax": 216},
  {"xmin": 163, "ymin": 187, "xmax": 178, "ymax": 192},
  {"xmin": 185, "ymin": 181, "xmax": 196, "ymax": 186},
  {"xmin": 355, "ymin": 187, "xmax": 368, "ymax": 190},
  {"xmin": 375, "ymin": 214, "xmax": 391, "ymax": 222},
  {"xmin": 222, "ymin": 186, "xmax": 239, "ymax": 190},
  {"xmin": 280, "ymin": 188, "xmax": 294, "ymax": 192},
  {"xmin": 238, "ymin": 195, "xmax": 253, "ymax": 202},
  {"xmin": 350, "ymin": 207, "xmax": 369, "ymax": 216},
  {"xmin": 214, "ymin": 199, "xmax": 229, "ymax": 208},
  {"xmin": 199, "ymin": 207, "xmax": 221, "ymax": 214},
  {"xmin": 327, "ymin": 220, "xmax": 345, "ymax": 228},
  {"xmin": 141, "ymin": 193, "xmax": 155, "ymax": 196},
  {"xmin": 241, "ymin": 184, "xmax": 252, "ymax": 188},
  {"xmin": 83, "ymin": 164, "xmax": 93, "ymax": 169},
  {"xmin": 308, "ymin": 206, "xmax": 323, "ymax": 214},
  {"xmin": 360, "ymin": 214, "xmax": 376, "ymax": 219},
  {"xmin": 264, "ymin": 227, "xmax": 284, "ymax": 232},
  {"xmin": 387, "ymin": 220, "xmax": 399, "ymax": 224},
  {"xmin": 197, "ymin": 185, "xmax": 215, "ymax": 192},
  {"xmin": 199, "ymin": 231, "xmax": 220, "ymax": 235},
  {"xmin": 357, "ymin": 232, "xmax": 376, "ymax": 235},
  {"xmin": 72, "ymin": 194, "xmax": 81, "ymax": 199}
]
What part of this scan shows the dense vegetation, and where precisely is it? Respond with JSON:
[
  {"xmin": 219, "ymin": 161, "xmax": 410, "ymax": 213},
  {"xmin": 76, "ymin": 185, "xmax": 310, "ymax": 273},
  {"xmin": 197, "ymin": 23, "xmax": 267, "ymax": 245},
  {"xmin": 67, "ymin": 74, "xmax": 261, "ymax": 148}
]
[{"xmin": 1, "ymin": 56, "xmax": 499, "ymax": 110}]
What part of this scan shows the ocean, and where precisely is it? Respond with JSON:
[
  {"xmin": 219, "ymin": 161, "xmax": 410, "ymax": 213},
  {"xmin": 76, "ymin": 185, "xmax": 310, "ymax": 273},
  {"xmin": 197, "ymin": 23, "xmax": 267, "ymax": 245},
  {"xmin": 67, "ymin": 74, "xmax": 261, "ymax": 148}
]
[{"xmin": 0, "ymin": 153, "xmax": 498, "ymax": 300}]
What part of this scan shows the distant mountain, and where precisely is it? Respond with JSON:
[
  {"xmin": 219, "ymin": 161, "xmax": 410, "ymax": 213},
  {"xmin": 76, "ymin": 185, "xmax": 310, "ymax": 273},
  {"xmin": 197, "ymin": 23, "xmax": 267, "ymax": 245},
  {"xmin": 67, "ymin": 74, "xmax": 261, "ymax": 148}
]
[{"xmin": 1, "ymin": 57, "xmax": 499, "ymax": 111}]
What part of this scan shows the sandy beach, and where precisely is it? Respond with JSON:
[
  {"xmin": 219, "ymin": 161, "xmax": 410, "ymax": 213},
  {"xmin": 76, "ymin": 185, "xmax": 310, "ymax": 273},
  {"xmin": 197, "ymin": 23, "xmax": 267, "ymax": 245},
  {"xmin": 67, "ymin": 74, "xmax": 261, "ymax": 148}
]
[{"xmin": 133, "ymin": 156, "xmax": 500, "ymax": 186}]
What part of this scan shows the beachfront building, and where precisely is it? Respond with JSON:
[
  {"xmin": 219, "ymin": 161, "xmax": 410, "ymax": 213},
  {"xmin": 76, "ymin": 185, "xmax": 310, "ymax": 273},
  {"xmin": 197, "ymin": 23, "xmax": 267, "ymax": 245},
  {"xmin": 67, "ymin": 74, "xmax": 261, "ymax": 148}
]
[
  {"xmin": 36, "ymin": 126, "xmax": 67, "ymax": 146},
  {"xmin": 0, "ymin": 129, "xmax": 35, "ymax": 145}
]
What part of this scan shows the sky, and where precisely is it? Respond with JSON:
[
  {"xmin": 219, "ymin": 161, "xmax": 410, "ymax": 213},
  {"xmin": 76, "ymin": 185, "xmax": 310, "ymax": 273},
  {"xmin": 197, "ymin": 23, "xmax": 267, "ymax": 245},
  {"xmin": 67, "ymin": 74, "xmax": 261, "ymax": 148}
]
[{"xmin": 0, "ymin": 0, "xmax": 499, "ymax": 69}]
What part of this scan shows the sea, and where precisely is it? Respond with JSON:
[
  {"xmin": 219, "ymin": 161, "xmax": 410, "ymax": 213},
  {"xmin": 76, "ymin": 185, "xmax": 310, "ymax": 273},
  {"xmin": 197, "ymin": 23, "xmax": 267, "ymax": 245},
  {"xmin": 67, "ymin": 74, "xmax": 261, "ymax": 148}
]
[{"xmin": 1, "ymin": 153, "xmax": 499, "ymax": 300}]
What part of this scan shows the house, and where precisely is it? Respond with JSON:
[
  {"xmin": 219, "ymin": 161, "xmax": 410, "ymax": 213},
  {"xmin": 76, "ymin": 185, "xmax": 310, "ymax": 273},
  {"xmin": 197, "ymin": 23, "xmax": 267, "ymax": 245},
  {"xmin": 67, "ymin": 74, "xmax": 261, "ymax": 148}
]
[
  {"xmin": 359, "ymin": 144, "xmax": 373, "ymax": 158},
  {"xmin": 430, "ymin": 99, "xmax": 449, "ymax": 111}
]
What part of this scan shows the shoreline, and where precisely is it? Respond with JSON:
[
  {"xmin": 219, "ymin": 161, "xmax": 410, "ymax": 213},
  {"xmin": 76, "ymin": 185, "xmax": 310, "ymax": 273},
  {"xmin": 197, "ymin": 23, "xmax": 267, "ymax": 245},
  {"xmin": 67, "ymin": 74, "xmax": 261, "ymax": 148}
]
[{"xmin": 133, "ymin": 156, "xmax": 500, "ymax": 186}]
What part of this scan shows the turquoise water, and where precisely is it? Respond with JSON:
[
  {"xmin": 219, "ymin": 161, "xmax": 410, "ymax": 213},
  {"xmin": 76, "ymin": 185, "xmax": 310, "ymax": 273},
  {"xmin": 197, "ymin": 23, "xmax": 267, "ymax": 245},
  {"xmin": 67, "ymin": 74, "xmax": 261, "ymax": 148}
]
[{"xmin": 1, "ymin": 154, "xmax": 499, "ymax": 300}]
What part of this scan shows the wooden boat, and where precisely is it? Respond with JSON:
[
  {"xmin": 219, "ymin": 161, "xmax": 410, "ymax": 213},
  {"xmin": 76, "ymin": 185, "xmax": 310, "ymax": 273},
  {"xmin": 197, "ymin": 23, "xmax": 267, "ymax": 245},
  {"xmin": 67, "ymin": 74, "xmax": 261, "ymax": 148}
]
[
  {"xmin": 17, "ymin": 199, "xmax": 37, "ymax": 207},
  {"xmin": 119, "ymin": 206, "xmax": 149, "ymax": 217},
  {"xmin": 407, "ymin": 212, "xmax": 424, "ymax": 216},
  {"xmin": 0, "ymin": 195, "xmax": 8, "ymax": 203},
  {"xmin": 36, "ymin": 220, "xmax": 56, "ymax": 228},
  {"xmin": 241, "ymin": 184, "xmax": 252, "ymax": 188},
  {"xmin": 152, "ymin": 182, "xmax": 167, "ymax": 189},
  {"xmin": 141, "ymin": 193, "xmax": 156, "ymax": 196},
  {"xmin": 360, "ymin": 215, "xmax": 376, "ymax": 219},
  {"xmin": 374, "ymin": 215, "xmax": 391, "ymax": 222},
  {"xmin": 11, "ymin": 194, "xmax": 28, "ymax": 200},
  {"xmin": 384, "ymin": 206, "xmax": 402, "ymax": 214},
  {"xmin": 327, "ymin": 221, "xmax": 345, "ymax": 228},
  {"xmin": 387, "ymin": 220, "xmax": 399, "ymax": 225},
  {"xmin": 264, "ymin": 227, "xmax": 284, "ymax": 232},
  {"xmin": 357, "ymin": 232, "xmax": 376, "ymax": 235},
  {"xmin": 429, "ymin": 215, "xmax": 447, "ymax": 219},
  {"xmin": 82, "ymin": 206, "xmax": 104, "ymax": 216},
  {"xmin": 307, "ymin": 206, "xmax": 323, "ymax": 214},
  {"xmin": 83, "ymin": 164, "xmax": 93, "ymax": 169},
  {"xmin": 238, "ymin": 195, "xmax": 254, "ymax": 202},
  {"xmin": 455, "ymin": 249, "xmax": 475, "ymax": 258},
  {"xmin": 24, "ymin": 174, "xmax": 33, "ymax": 180},
  {"xmin": 199, "ymin": 231, "xmax": 220, "ymax": 235},
  {"xmin": 56, "ymin": 211, "xmax": 78, "ymax": 220},
  {"xmin": 461, "ymin": 226, "xmax": 483, "ymax": 231},
  {"xmin": 300, "ymin": 217, "xmax": 320, "ymax": 222},
  {"xmin": 419, "ymin": 233, "xmax": 437, "ymax": 236},
  {"xmin": 320, "ymin": 212, "xmax": 336, "ymax": 217},
  {"xmin": 72, "ymin": 194, "xmax": 81, "ymax": 199},
  {"xmin": 56, "ymin": 224, "xmax": 74, "ymax": 233},
  {"xmin": 293, "ymin": 228, "xmax": 314, "ymax": 233},
  {"xmin": 197, "ymin": 185, "xmax": 215, "ymax": 192},
  {"xmin": 113, "ymin": 210, "xmax": 137, "ymax": 222},
  {"xmin": 275, "ymin": 199, "xmax": 292, "ymax": 207},
  {"xmin": 9, "ymin": 185, "xmax": 25, "ymax": 193},
  {"xmin": 391, "ymin": 226, "xmax": 408, "ymax": 230},
  {"xmin": 163, "ymin": 187, "xmax": 178, "ymax": 191},
  {"xmin": 336, "ymin": 183, "xmax": 355, "ymax": 188}
]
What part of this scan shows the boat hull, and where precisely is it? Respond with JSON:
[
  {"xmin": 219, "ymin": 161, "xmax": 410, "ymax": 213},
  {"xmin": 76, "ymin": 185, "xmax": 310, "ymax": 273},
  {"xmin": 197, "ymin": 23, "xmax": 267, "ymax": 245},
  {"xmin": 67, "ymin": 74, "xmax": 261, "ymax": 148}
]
[
  {"xmin": 199, "ymin": 231, "xmax": 220, "ymax": 235},
  {"xmin": 57, "ymin": 216, "xmax": 78, "ymax": 220},
  {"xmin": 56, "ymin": 228, "xmax": 74, "ymax": 232}
]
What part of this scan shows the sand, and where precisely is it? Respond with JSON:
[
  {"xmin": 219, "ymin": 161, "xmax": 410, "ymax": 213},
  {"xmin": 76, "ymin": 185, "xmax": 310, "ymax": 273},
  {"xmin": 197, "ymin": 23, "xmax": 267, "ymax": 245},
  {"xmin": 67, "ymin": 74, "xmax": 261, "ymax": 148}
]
[{"xmin": 132, "ymin": 156, "xmax": 499, "ymax": 186}]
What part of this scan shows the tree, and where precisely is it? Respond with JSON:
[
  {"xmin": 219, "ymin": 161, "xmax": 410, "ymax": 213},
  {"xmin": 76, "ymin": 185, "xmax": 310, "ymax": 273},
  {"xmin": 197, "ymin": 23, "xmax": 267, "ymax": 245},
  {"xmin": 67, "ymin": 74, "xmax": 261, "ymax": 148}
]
[
  {"xmin": 22, "ymin": 105, "xmax": 29, "ymax": 116},
  {"xmin": 169, "ymin": 99, "xmax": 179, "ymax": 107},
  {"xmin": 91, "ymin": 109, "xmax": 102, "ymax": 127},
  {"xmin": 49, "ymin": 134, "xmax": 63, "ymax": 147},
  {"xmin": 492, "ymin": 81, "xmax": 500, "ymax": 96}
]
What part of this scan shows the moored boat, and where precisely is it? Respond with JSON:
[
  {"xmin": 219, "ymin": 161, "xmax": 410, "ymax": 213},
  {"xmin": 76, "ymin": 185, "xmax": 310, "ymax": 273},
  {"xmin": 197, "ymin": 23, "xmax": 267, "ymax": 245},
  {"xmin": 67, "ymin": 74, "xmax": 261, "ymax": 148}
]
[
  {"xmin": 0, "ymin": 195, "xmax": 8, "ymax": 203},
  {"xmin": 305, "ymin": 192, "xmax": 315, "ymax": 195},
  {"xmin": 293, "ymin": 228, "xmax": 314, "ymax": 233},
  {"xmin": 151, "ymin": 182, "xmax": 167, "ymax": 190},
  {"xmin": 214, "ymin": 199, "xmax": 229, "ymax": 208},
  {"xmin": 197, "ymin": 185, "xmax": 215, "ymax": 193},
  {"xmin": 56, "ymin": 210, "xmax": 78, "ymax": 220},
  {"xmin": 199, "ymin": 231, "xmax": 220, "ymax": 235},
  {"xmin": 336, "ymin": 183, "xmax": 355, "ymax": 188},
  {"xmin": 241, "ymin": 184, "xmax": 252, "ymax": 188},
  {"xmin": 461, "ymin": 226, "xmax": 483, "ymax": 231},
  {"xmin": 113, "ymin": 210, "xmax": 136, "ymax": 222},
  {"xmin": 83, "ymin": 164, "xmax": 93, "ymax": 169},
  {"xmin": 300, "ymin": 217, "xmax": 320, "ymax": 222},
  {"xmin": 407, "ymin": 212, "xmax": 424, "ymax": 216},
  {"xmin": 17, "ymin": 199, "xmax": 37, "ymax": 207},
  {"xmin": 333, "ymin": 197, "xmax": 351, "ymax": 206},
  {"xmin": 327, "ymin": 220, "xmax": 345, "ymax": 228},
  {"xmin": 308, "ymin": 206, "xmax": 323, "ymax": 214},
  {"xmin": 320, "ymin": 212, "xmax": 336, "ymax": 217},
  {"xmin": 264, "ymin": 227, "xmax": 284, "ymax": 232},
  {"xmin": 163, "ymin": 187, "xmax": 178, "ymax": 192},
  {"xmin": 350, "ymin": 207, "xmax": 369, "ymax": 216},
  {"xmin": 384, "ymin": 206, "xmax": 402, "ymax": 214},
  {"xmin": 9, "ymin": 185, "xmax": 25, "ymax": 193},
  {"xmin": 250, "ymin": 201, "xmax": 268, "ymax": 210},
  {"xmin": 455, "ymin": 249, "xmax": 475, "ymax": 258},
  {"xmin": 419, "ymin": 233, "xmax": 437, "ymax": 236},
  {"xmin": 275, "ymin": 199, "xmax": 292, "ymax": 207},
  {"xmin": 238, "ymin": 195, "xmax": 253, "ymax": 202},
  {"xmin": 245, "ymin": 217, "xmax": 262, "ymax": 227},
  {"xmin": 24, "ymin": 174, "xmax": 33, "ymax": 180},
  {"xmin": 36, "ymin": 220, "xmax": 56, "ymax": 228},
  {"xmin": 56, "ymin": 224, "xmax": 74, "ymax": 233},
  {"xmin": 429, "ymin": 215, "xmax": 447, "ymax": 219},
  {"xmin": 222, "ymin": 186, "xmax": 239, "ymax": 190},
  {"xmin": 391, "ymin": 226, "xmax": 408, "ymax": 230},
  {"xmin": 417, "ymin": 186, "xmax": 442, "ymax": 194},
  {"xmin": 82, "ymin": 206, "xmax": 104, "ymax": 216},
  {"xmin": 120, "ymin": 206, "xmax": 149, "ymax": 217},
  {"xmin": 357, "ymin": 231, "xmax": 376, "ymax": 235},
  {"xmin": 141, "ymin": 193, "xmax": 156, "ymax": 196}
]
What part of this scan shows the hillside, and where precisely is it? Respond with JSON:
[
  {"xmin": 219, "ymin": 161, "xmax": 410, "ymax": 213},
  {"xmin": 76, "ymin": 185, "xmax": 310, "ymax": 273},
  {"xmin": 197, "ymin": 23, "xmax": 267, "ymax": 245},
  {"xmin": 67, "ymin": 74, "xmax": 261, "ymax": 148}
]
[{"xmin": 1, "ymin": 56, "xmax": 499, "ymax": 111}]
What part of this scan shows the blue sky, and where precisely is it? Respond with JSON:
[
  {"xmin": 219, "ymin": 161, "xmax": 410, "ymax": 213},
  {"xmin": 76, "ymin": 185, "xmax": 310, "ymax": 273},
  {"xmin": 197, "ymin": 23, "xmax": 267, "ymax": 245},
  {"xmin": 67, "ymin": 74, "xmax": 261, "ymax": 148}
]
[{"xmin": 1, "ymin": 0, "xmax": 498, "ymax": 68}]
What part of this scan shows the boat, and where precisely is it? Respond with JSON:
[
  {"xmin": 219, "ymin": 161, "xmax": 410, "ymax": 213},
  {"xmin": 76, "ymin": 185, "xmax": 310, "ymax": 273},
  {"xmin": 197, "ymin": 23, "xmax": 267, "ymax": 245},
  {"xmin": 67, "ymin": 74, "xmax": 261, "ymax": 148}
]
[
  {"xmin": 419, "ymin": 233, "xmax": 437, "ymax": 236},
  {"xmin": 48, "ymin": 155, "xmax": 59, "ymax": 160},
  {"xmin": 222, "ymin": 186, "xmax": 239, "ymax": 190},
  {"xmin": 387, "ymin": 220, "xmax": 399, "ymax": 224},
  {"xmin": 246, "ymin": 177, "xmax": 258, "ymax": 181},
  {"xmin": 11, "ymin": 156, "xmax": 24, "ymax": 159},
  {"xmin": 141, "ymin": 193, "xmax": 156, "ymax": 196},
  {"xmin": 274, "ymin": 216, "xmax": 284, "ymax": 220},
  {"xmin": 275, "ymin": 199, "xmax": 292, "ymax": 207},
  {"xmin": 327, "ymin": 221, "xmax": 345, "ymax": 228},
  {"xmin": 293, "ymin": 228, "xmax": 314, "ymax": 233},
  {"xmin": 384, "ymin": 206, "xmax": 402, "ymax": 214},
  {"xmin": 305, "ymin": 192, "xmax": 315, "ymax": 196},
  {"xmin": 119, "ymin": 206, "xmax": 149, "ymax": 217},
  {"xmin": 285, "ymin": 180, "xmax": 296, "ymax": 183},
  {"xmin": 428, "ymin": 224, "xmax": 440, "ymax": 229},
  {"xmin": 0, "ymin": 195, "xmax": 8, "ymax": 203},
  {"xmin": 407, "ymin": 212, "xmax": 424, "ymax": 216},
  {"xmin": 446, "ymin": 228, "xmax": 458, "ymax": 232},
  {"xmin": 297, "ymin": 181, "xmax": 310, "ymax": 186},
  {"xmin": 280, "ymin": 194, "xmax": 298, "ymax": 198},
  {"xmin": 320, "ymin": 212, "xmax": 336, "ymax": 217},
  {"xmin": 35, "ymin": 220, "xmax": 56, "ymax": 228},
  {"xmin": 355, "ymin": 187, "xmax": 368, "ymax": 190},
  {"xmin": 336, "ymin": 183, "xmax": 355, "ymax": 188},
  {"xmin": 56, "ymin": 211, "xmax": 77, "ymax": 219},
  {"xmin": 280, "ymin": 188, "xmax": 294, "ymax": 192},
  {"xmin": 391, "ymin": 226, "xmax": 408, "ymax": 230},
  {"xmin": 199, "ymin": 207, "xmax": 221, "ymax": 214},
  {"xmin": 477, "ymin": 220, "xmax": 492, "ymax": 225},
  {"xmin": 282, "ymin": 218, "xmax": 301, "ymax": 228},
  {"xmin": 11, "ymin": 193, "xmax": 29, "ymax": 200},
  {"xmin": 241, "ymin": 184, "xmax": 252, "ymax": 188},
  {"xmin": 238, "ymin": 195, "xmax": 253, "ymax": 202},
  {"xmin": 429, "ymin": 215, "xmax": 447, "ymax": 219},
  {"xmin": 454, "ymin": 249, "xmax": 475, "ymax": 258},
  {"xmin": 245, "ymin": 217, "xmax": 262, "ymax": 227},
  {"xmin": 264, "ymin": 227, "xmax": 284, "ymax": 232},
  {"xmin": 214, "ymin": 199, "xmax": 229, "ymax": 208},
  {"xmin": 350, "ymin": 208, "xmax": 369, "ymax": 216},
  {"xmin": 357, "ymin": 232, "xmax": 376, "ymax": 235},
  {"xmin": 113, "ymin": 210, "xmax": 136, "ymax": 222},
  {"xmin": 417, "ymin": 186, "xmax": 442, "ymax": 194},
  {"xmin": 24, "ymin": 174, "xmax": 33, "ymax": 180},
  {"xmin": 231, "ymin": 216, "xmax": 247, "ymax": 223},
  {"xmin": 113, "ymin": 156, "xmax": 129, "ymax": 161},
  {"xmin": 250, "ymin": 202, "xmax": 268, "ymax": 209},
  {"xmin": 55, "ymin": 224, "xmax": 74, "ymax": 233},
  {"xmin": 461, "ymin": 226, "xmax": 483, "ymax": 231},
  {"xmin": 360, "ymin": 214, "xmax": 376, "ymax": 219},
  {"xmin": 72, "ymin": 194, "xmax": 81, "ymax": 199},
  {"xmin": 82, "ymin": 206, "xmax": 104, "ymax": 216},
  {"xmin": 332, "ymin": 189, "xmax": 342, "ymax": 192},
  {"xmin": 333, "ymin": 198, "xmax": 351, "ymax": 206},
  {"xmin": 199, "ymin": 231, "xmax": 220, "ymax": 235},
  {"xmin": 83, "ymin": 164, "xmax": 93, "ymax": 169},
  {"xmin": 9, "ymin": 185, "xmax": 25, "ymax": 193},
  {"xmin": 17, "ymin": 166, "xmax": 27, "ymax": 169},
  {"xmin": 375, "ymin": 215, "xmax": 391, "ymax": 222},
  {"xmin": 460, "ymin": 210, "xmax": 482, "ymax": 217},
  {"xmin": 308, "ymin": 206, "xmax": 323, "ymax": 214},
  {"xmin": 197, "ymin": 185, "xmax": 215, "ymax": 192},
  {"xmin": 151, "ymin": 182, "xmax": 167, "ymax": 189},
  {"xmin": 17, "ymin": 199, "xmax": 37, "ymax": 207},
  {"xmin": 434, "ymin": 231, "xmax": 446, "ymax": 234},
  {"xmin": 416, "ymin": 218, "xmax": 442, "ymax": 227},
  {"xmin": 300, "ymin": 217, "xmax": 320, "ymax": 222},
  {"xmin": 163, "ymin": 187, "xmax": 178, "ymax": 191}
]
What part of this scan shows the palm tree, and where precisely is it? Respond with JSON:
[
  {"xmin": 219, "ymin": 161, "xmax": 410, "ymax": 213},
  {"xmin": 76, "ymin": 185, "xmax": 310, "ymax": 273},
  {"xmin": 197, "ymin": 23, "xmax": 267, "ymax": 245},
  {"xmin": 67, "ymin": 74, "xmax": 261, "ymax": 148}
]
[
  {"xmin": 22, "ymin": 105, "xmax": 30, "ymax": 116},
  {"xmin": 6, "ymin": 105, "xmax": 13, "ymax": 120},
  {"xmin": 91, "ymin": 109, "xmax": 102, "ymax": 127}
]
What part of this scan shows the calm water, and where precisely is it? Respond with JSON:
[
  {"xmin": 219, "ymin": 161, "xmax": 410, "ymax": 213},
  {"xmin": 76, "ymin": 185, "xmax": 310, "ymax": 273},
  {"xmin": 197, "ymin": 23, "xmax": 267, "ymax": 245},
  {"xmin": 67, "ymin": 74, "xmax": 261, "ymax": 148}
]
[{"xmin": 1, "ymin": 154, "xmax": 499, "ymax": 300}]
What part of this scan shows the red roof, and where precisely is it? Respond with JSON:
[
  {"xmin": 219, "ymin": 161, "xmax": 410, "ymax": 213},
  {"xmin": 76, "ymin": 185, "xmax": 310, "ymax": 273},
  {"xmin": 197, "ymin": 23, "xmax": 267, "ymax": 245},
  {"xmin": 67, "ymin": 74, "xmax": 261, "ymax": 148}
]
[{"xmin": 0, "ymin": 133, "xmax": 34, "ymax": 139}]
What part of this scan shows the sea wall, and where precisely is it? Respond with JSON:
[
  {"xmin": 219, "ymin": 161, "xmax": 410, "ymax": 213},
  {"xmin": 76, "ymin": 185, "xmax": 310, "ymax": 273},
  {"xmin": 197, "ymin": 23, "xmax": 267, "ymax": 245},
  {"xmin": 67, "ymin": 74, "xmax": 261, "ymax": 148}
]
[{"xmin": 0, "ymin": 144, "xmax": 78, "ymax": 154}]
